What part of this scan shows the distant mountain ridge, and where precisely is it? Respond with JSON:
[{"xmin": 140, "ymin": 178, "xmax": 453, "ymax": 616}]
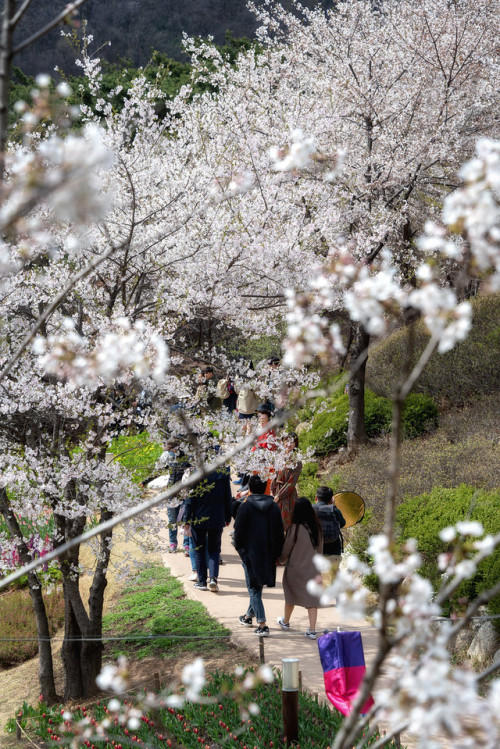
[{"xmin": 14, "ymin": 0, "xmax": 334, "ymax": 77}]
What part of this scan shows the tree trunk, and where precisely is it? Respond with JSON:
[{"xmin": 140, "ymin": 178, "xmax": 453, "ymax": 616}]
[
  {"xmin": 346, "ymin": 323, "xmax": 370, "ymax": 449},
  {"xmin": 0, "ymin": 0, "xmax": 15, "ymax": 179},
  {"xmin": 61, "ymin": 586, "xmax": 84, "ymax": 700},
  {"xmin": 0, "ymin": 489, "xmax": 59, "ymax": 703},
  {"xmin": 61, "ymin": 572, "xmax": 104, "ymax": 700},
  {"xmin": 59, "ymin": 508, "xmax": 113, "ymax": 699}
]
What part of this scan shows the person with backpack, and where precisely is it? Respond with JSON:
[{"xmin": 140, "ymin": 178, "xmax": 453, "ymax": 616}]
[
  {"xmin": 236, "ymin": 384, "xmax": 259, "ymax": 434},
  {"xmin": 276, "ymin": 497, "xmax": 323, "ymax": 639},
  {"xmin": 194, "ymin": 366, "xmax": 222, "ymax": 412},
  {"xmin": 313, "ymin": 486, "xmax": 346, "ymax": 576},
  {"xmin": 216, "ymin": 375, "xmax": 238, "ymax": 412}
]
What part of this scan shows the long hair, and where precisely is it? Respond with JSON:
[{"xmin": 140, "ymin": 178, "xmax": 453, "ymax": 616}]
[{"xmin": 291, "ymin": 497, "xmax": 322, "ymax": 548}]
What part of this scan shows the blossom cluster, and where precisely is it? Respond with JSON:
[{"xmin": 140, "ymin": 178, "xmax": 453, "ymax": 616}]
[{"xmin": 33, "ymin": 317, "xmax": 169, "ymax": 386}]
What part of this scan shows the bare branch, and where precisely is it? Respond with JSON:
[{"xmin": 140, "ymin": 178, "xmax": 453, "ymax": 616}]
[
  {"xmin": 13, "ymin": 0, "xmax": 89, "ymax": 56},
  {"xmin": 10, "ymin": 0, "xmax": 35, "ymax": 28}
]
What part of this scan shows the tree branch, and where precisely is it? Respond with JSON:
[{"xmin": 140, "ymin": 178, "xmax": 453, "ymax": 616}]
[{"xmin": 13, "ymin": 0, "xmax": 88, "ymax": 56}]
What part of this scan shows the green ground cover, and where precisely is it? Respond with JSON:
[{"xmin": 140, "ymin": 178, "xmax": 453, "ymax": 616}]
[
  {"xmin": 108, "ymin": 433, "xmax": 163, "ymax": 484},
  {"xmin": 297, "ymin": 389, "xmax": 438, "ymax": 458},
  {"xmin": 397, "ymin": 485, "xmax": 500, "ymax": 623},
  {"xmin": 102, "ymin": 566, "xmax": 230, "ymax": 660}
]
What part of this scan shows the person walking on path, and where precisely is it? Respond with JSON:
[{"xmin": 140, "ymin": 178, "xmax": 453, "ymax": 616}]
[
  {"xmin": 313, "ymin": 486, "xmax": 346, "ymax": 580},
  {"xmin": 184, "ymin": 468, "xmax": 232, "ymax": 592},
  {"xmin": 233, "ymin": 474, "xmax": 284, "ymax": 637},
  {"xmin": 271, "ymin": 432, "xmax": 302, "ymax": 530},
  {"xmin": 156, "ymin": 439, "xmax": 190, "ymax": 554},
  {"xmin": 277, "ymin": 497, "xmax": 323, "ymax": 640}
]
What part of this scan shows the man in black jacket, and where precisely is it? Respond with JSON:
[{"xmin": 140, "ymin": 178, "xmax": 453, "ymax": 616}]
[
  {"xmin": 233, "ymin": 474, "xmax": 284, "ymax": 637},
  {"xmin": 313, "ymin": 486, "xmax": 346, "ymax": 574},
  {"xmin": 184, "ymin": 468, "xmax": 232, "ymax": 592}
]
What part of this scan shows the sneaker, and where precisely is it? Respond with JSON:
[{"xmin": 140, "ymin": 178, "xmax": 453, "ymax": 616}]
[
  {"xmin": 194, "ymin": 582, "xmax": 208, "ymax": 591},
  {"xmin": 168, "ymin": 543, "xmax": 177, "ymax": 553},
  {"xmin": 305, "ymin": 630, "xmax": 317, "ymax": 640},
  {"xmin": 254, "ymin": 625, "xmax": 270, "ymax": 637},
  {"xmin": 188, "ymin": 571, "xmax": 198, "ymax": 582},
  {"xmin": 208, "ymin": 578, "xmax": 219, "ymax": 592},
  {"xmin": 239, "ymin": 615, "xmax": 253, "ymax": 627},
  {"xmin": 219, "ymin": 557, "xmax": 224, "ymax": 565},
  {"xmin": 277, "ymin": 616, "xmax": 290, "ymax": 630},
  {"xmin": 183, "ymin": 548, "xmax": 190, "ymax": 558}
]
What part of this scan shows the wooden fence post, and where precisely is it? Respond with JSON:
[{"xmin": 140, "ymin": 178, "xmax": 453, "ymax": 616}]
[{"xmin": 259, "ymin": 635, "xmax": 265, "ymax": 664}]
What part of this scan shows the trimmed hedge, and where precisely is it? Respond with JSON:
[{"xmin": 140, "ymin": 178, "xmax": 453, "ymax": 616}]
[
  {"xmin": 397, "ymin": 485, "xmax": 500, "ymax": 626},
  {"xmin": 367, "ymin": 293, "xmax": 500, "ymax": 403},
  {"xmin": 299, "ymin": 389, "xmax": 438, "ymax": 457}
]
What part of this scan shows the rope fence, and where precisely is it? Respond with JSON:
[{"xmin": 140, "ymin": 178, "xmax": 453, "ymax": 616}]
[{"xmin": 1, "ymin": 612, "xmax": 500, "ymax": 643}]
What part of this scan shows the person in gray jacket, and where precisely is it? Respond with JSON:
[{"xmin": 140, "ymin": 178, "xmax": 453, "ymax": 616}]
[{"xmin": 233, "ymin": 474, "xmax": 284, "ymax": 637}]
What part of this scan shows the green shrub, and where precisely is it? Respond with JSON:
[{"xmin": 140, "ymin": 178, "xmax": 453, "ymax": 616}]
[
  {"xmin": 364, "ymin": 394, "xmax": 392, "ymax": 436},
  {"xmin": 108, "ymin": 432, "xmax": 163, "ymax": 483},
  {"xmin": 299, "ymin": 389, "xmax": 437, "ymax": 457},
  {"xmin": 402, "ymin": 393, "xmax": 439, "ymax": 438},
  {"xmin": 367, "ymin": 293, "xmax": 500, "ymax": 403},
  {"xmin": 397, "ymin": 485, "xmax": 500, "ymax": 625}
]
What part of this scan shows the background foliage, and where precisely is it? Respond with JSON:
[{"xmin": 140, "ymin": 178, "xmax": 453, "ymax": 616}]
[
  {"xmin": 298, "ymin": 389, "xmax": 438, "ymax": 457},
  {"xmin": 397, "ymin": 485, "xmax": 500, "ymax": 624},
  {"xmin": 367, "ymin": 294, "xmax": 500, "ymax": 404}
]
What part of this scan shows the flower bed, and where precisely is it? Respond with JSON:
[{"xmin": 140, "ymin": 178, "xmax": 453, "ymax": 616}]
[{"xmin": 10, "ymin": 671, "xmax": 399, "ymax": 749}]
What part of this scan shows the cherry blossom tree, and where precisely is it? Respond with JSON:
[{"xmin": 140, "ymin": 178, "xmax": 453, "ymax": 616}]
[
  {"xmin": 1, "ymin": 0, "xmax": 500, "ymax": 734},
  {"xmin": 174, "ymin": 0, "xmax": 500, "ymax": 446},
  {"xmin": 0, "ymin": 27, "xmax": 319, "ymax": 701}
]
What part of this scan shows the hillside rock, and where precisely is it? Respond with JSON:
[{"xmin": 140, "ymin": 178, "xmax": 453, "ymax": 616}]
[
  {"xmin": 295, "ymin": 421, "xmax": 311, "ymax": 434},
  {"xmin": 467, "ymin": 622, "xmax": 499, "ymax": 666},
  {"xmin": 450, "ymin": 628, "xmax": 474, "ymax": 654}
]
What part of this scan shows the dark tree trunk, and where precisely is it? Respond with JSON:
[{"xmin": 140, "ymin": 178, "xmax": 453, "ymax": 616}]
[
  {"xmin": 62, "ymin": 587, "xmax": 84, "ymax": 700},
  {"xmin": 59, "ymin": 508, "xmax": 113, "ymax": 699},
  {"xmin": 0, "ymin": 489, "xmax": 59, "ymax": 703},
  {"xmin": 0, "ymin": 0, "xmax": 15, "ymax": 178},
  {"xmin": 346, "ymin": 323, "xmax": 370, "ymax": 449}
]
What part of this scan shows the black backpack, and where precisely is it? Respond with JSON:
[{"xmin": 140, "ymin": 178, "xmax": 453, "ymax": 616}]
[{"xmin": 315, "ymin": 504, "xmax": 341, "ymax": 544}]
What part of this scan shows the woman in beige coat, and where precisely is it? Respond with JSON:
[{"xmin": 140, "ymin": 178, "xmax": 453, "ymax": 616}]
[{"xmin": 277, "ymin": 497, "xmax": 323, "ymax": 639}]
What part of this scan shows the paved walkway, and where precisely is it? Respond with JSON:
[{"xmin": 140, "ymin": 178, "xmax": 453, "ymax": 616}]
[
  {"xmin": 158, "ymin": 512, "xmax": 428, "ymax": 747},
  {"xmin": 161, "ymin": 521, "xmax": 380, "ymax": 689}
]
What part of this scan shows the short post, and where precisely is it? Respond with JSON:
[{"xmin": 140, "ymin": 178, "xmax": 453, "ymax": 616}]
[
  {"xmin": 282, "ymin": 658, "xmax": 299, "ymax": 745},
  {"xmin": 153, "ymin": 672, "xmax": 161, "ymax": 692},
  {"xmin": 259, "ymin": 635, "xmax": 265, "ymax": 664},
  {"xmin": 16, "ymin": 710, "xmax": 22, "ymax": 740}
]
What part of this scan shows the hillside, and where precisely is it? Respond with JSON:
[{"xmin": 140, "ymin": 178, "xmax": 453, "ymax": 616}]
[{"xmin": 13, "ymin": 0, "xmax": 334, "ymax": 76}]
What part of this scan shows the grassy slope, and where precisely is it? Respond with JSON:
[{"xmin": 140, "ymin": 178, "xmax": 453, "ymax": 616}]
[
  {"xmin": 325, "ymin": 395, "xmax": 499, "ymax": 514},
  {"xmin": 102, "ymin": 566, "xmax": 230, "ymax": 660}
]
